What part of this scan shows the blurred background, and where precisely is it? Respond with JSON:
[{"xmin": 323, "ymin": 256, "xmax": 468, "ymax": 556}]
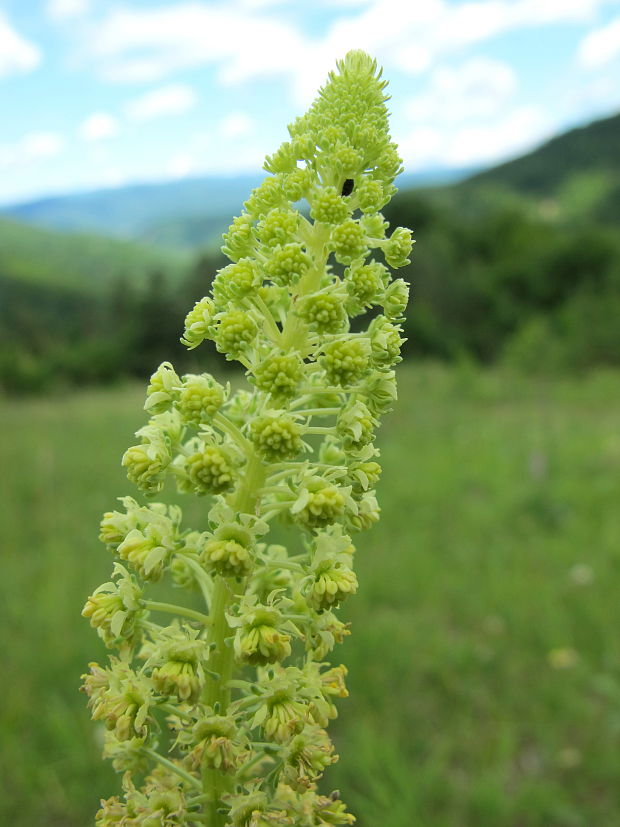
[{"xmin": 2, "ymin": 1, "xmax": 620, "ymax": 825}]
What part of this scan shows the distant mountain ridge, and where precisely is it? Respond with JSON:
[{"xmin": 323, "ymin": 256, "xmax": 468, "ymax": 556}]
[
  {"xmin": 0, "ymin": 168, "xmax": 475, "ymax": 251},
  {"xmin": 1, "ymin": 175, "xmax": 263, "ymax": 247}
]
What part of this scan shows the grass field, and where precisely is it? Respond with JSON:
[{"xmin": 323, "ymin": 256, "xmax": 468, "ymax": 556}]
[{"xmin": 2, "ymin": 364, "xmax": 620, "ymax": 826}]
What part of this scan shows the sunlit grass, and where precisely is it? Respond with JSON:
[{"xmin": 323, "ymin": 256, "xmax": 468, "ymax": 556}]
[{"xmin": 2, "ymin": 364, "xmax": 620, "ymax": 826}]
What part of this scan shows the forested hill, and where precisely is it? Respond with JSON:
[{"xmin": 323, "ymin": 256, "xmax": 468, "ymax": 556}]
[
  {"xmin": 459, "ymin": 111, "xmax": 620, "ymax": 223},
  {"xmin": 0, "ymin": 217, "xmax": 187, "ymax": 293},
  {"xmin": 467, "ymin": 111, "xmax": 620, "ymax": 194}
]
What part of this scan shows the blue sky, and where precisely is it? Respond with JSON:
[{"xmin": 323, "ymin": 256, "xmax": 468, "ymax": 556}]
[{"xmin": 1, "ymin": 0, "xmax": 620, "ymax": 206}]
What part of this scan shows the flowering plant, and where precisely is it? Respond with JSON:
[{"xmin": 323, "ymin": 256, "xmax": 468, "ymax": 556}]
[{"xmin": 82, "ymin": 50, "xmax": 411, "ymax": 826}]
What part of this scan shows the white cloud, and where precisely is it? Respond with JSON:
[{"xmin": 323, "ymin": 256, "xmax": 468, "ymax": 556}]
[
  {"xmin": 47, "ymin": 0, "xmax": 91, "ymax": 20},
  {"xmin": 87, "ymin": 3, "xmax": 305, "ymax": 85},
  {"xmin": 325, "ymin": 0, "xmax": 611, "ymax": 78},
  {"xmin": 0, "ymin": 131, "xmax": 65, "ymax": 169},
  {"xmin": 125, "ymin": 84, "xmax": 197, "ymax": 121},
  {"xmin": 398, "ymin": 105, "xmax": 551, "ymax": 169},
  {"xmin": 578, "ymin": 16, "xmax": 620, "ymax": 68},
  {"xmin": 79, "ymin": 112, "xmax": 120, "ymax": 141},
  {"xmin": 219, "ymin": 112, "xmax": 255, "ymax": 138},
  {"xmin": 72, "ymin": 0, "xmax": 616, "ymax": 108},
  {"xmin": 21, "ymin": 132, "xmax": 64, "ymax": 159},
  {"xmin": 0, "ymin": 12, "xmax": 41, "ymax": 78},
  {"xmin": 407, "ymin": 57, "xmax": 517, "ymax": 124},
  {"xmin": 237, "ymin": 0, "xmax": 291, "ymax": 7},
  {"xmin": 166, "ymin": 152, "xmax": 195, "ymax": 178}
]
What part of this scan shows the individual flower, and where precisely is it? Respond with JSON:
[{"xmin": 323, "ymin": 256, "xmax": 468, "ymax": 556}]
[
  {"xmin": 122, "ymin": 411, "xmax": 182, "ymax": 495},
  {"xmin": 345, "ymin": 490, "xmax": 380, "ymax": 532},
  {"xmin": 82, "ymin": 660, "xmax": 154, "ymax": 741},
  {"xmin": 212, "ymin": 258, "xmax": 261, "ymax": 306},
  {"xmin": 180, "ymin": 297, "xmax": 215, "ymax": 350},
  {"xmin": 368, "ymin": 315, "xmax": 404, "ymax": 367},
  {"xmin": 144, "ymin": 362, "xmax": 180, "ymax": 414},
  {"xmin": 116, "ymin": 517, "xmax": 175, "ymax": 582},
  {"xmin": 321, "ymin": 339, "xmax": 371, "ymax": 386},
  {"xmin": 290, "ymin": 477, "xmax": 356, "ymax": 530},
  {"xmin": 184, "ymin": 444, "xmax": 237, "ymax": 495},
  {"xmin": 251, "ymin": 682, "xmax": 308, "ymax": 743},
  {"xmin": 336, "ymin": 400, "xmax": 376, "ymax": 452},
  {"xmin": 383, "ymin": 225, "xmax": 414, "ymax": 268},
  {"xmin": 257, "ymin": 208, "xmax": 299, "ymax": 248},
  {"xmin": 354, "ymin": 176, "xmax": 391, "ymax": 213},
  {"xmin": 310, "ymin": 186, "xmax": 351, "ymax": 225},
  {"xmin": 82, "ymin": 564, "xmax": 143, "ymax": 647},
  {"xmin": 306, "ymin": 560, "xmax": 357, "ymax": 612},
  {"xmin": 265, "ymin": 243, "xmax": 311, "ymax": 287},
  {"xmin": 102, "ymin": 731, "xmax": 151, "ymax": 776},
  {"xmin": 147, "ymin": 626, "xmax": 209, "ymax": 704},
  {"xmin": 297, "ymin": 291, "xmax": 348, "ymax": 334},
  {"xmin": 382, "ymin": 277, "xmax": 409, "ymax": 319},
  {"xmin": 281, "ymin": 725, "xmax": 336, "ymax": 792},
  {"xmin": 305, "ymin": 610, "xmax": 350, "ymax": 661},
  {"xmin": 253, "ymin": 351, "xmax": 303, "ymax": 399},
  {"xmin": 177, "ymin": 373, "xmax": 225, "ymax": 425},
  {"xmin": 281, "ymin": 167, "xmax": 313, "ymax": 201},
  {"xmin": 251, "ymin": 411, "xmax": 303, "ymax": 462},
  {"xmin": 358, "ymin": 369, "xmax": 397, "ymax": 415},
  {"xmin": 222, "ymin": 214, "xmax": 255, "ymax": 262},
  {"xmin": 214, "ymin": 309, "xmax": 258, "ymax": 360},
  {"xmin": 330, "ymin": 219, "xmax": 368, "ymax": 264},
  {"xmin": 244, "ymin": 177, "xmax": 285, "ymax": 218},
  {"xmin": 176, "ymin": 713, "xmax": 247, "ymax": 773},
  {"xmin": 230, "ymin": 595, "xmax": 296, "ymax": 666},
  {"xmin": 344, "ymin": 260, "xmax": 387, "ymax": 313}
]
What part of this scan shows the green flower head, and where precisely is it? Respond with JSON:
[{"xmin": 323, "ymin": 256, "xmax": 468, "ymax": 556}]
[{"xmin": 84, "ymin": 50, "xmax": 410, "ymax": 826}]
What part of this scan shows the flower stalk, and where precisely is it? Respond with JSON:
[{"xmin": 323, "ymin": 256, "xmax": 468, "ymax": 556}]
[{"xmin": 82, "ymin": 50, "xmax": 411, "ymax": 826}]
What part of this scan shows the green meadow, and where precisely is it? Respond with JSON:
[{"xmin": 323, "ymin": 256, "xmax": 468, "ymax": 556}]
[{"xmin": 2, "ymin": 364, "xmax": 620, "ymax": 826}]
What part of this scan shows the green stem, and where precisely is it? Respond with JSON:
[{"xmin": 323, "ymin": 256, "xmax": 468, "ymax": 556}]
[
  {"xmin": 181, "ymin": 556, "xmax": 214, "ymax": 608},
  {"xmin": 144, "ymin": 600, "xmax": 211, "ymax": 627},
  {"xmin": 202, "ymin": 576, "xmax": 235, "ymax": 826},
  {"xmin": 202, "ymin": 451, "xmax": 265, "ymax": 826},
  {"xmin": 295, "ymin": 407, "xmax": 340, "ymax": 417},
  {"xmin": 298, "ymin": 385, "xmax": 353, "ymax": 396},
  {"xmin": 158, "ymin": 702, "xmax": 194, "ymax": 722},
  {"xmin": 251, "ymin": 295, "xmax": 282, "ymax": 344},
  {"xmin": 212, "ymin": 413, "xmax": 253, "ymax": 453},
  {"xmin": 143, "ymin": 748, "xmax": 202, "ymax": 790}
]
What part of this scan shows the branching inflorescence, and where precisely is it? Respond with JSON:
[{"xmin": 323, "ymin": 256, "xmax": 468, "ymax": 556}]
[{"xmin": 82, "ymin": 50, "xmax": 411, "ymax": 827}]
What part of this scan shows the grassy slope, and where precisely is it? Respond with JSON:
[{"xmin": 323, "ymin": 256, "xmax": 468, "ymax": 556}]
[
  {"xmin": 0, "ymin": 217, "xmax": 187, "ymax": 293},
  {"xmin": 2, "ymin": 365, "xmax": 620, "ymax": 826}
]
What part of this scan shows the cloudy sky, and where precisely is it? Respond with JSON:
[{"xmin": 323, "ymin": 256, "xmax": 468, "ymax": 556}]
[{"xmin": 1, "ymin": 0, "xmax": 620, "ymax": 205}]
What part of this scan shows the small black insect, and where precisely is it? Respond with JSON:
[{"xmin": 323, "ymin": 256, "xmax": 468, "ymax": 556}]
[{"xmin": 341, "ymin": 178, "xmax": 354, "ymax": 197}]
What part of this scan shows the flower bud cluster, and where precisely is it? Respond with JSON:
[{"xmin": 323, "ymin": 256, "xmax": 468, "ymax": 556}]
[{"xmin": 84, "ymin": 50, "xmax": 410, "ymax": 826}]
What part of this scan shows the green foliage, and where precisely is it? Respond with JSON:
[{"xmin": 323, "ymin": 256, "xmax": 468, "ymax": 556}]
[
  {"xmin": 385, "ymin": 192, "xmax": 620, "ymax": 365},
  {"xmin": 0, "ymin": 254, "xmax": 228, "ymax": 394}
]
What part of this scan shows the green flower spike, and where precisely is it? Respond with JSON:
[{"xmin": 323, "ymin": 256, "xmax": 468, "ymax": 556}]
[{"xmin": 83, "ymin": 50, "xmax": 410, "ymax": 826}]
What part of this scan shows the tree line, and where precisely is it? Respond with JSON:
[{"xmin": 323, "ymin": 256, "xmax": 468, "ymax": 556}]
[{"xmin": 2, "ymin": 189, "xmax": 620, "ymax": 393}]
